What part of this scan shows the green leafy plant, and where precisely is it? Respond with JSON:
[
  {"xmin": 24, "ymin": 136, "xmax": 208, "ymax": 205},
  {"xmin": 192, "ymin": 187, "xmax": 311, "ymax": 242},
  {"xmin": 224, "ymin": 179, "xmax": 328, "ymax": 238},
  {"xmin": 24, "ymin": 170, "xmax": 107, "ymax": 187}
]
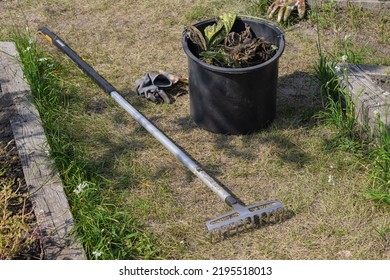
[
  {"xmin": 315, "ymin": 57, "xmax": 356, "ymax": 138},
  {"xmin": 186, "ymin": 13, "xmax": 278, "ymax": 67},
  {"xmin": 186, "ymin": 13, "xmax": 236, "ymax": 65},
  {"xmin": 204, "ymin": 13, "xmax": 236, "ymax": 47}
]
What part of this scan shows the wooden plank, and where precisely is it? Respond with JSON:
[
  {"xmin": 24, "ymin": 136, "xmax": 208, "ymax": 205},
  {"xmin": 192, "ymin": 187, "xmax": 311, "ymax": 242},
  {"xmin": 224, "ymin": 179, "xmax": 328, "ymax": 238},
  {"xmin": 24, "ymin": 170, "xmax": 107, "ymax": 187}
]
[
  {"xmin": 0, "ymin": 42, "xmax": 86, "ymax": 260},
  {"xmin": 338, "ymin": 63, "xmax": 390, "ymax": 136}
]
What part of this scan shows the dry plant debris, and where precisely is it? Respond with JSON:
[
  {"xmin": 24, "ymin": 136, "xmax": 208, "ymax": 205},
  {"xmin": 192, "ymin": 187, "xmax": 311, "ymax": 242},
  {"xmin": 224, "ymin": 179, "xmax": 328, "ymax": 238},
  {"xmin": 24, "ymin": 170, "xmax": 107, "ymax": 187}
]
[
  {"xmin": 0, "ymin": 138, "xmax": 42, "ymax": 260},
  {"xmin": 224, "ymin": 24, "xmax": 278, "ymax": 67}
]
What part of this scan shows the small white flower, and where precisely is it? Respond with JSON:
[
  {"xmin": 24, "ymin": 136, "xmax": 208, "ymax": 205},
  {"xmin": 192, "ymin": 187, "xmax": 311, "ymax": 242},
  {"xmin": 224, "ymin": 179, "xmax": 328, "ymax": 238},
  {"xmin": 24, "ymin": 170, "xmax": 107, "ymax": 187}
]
[
  {"xmin": 25, "ymin": 46, "xmax": 31, "ymax": 52},
  {"xmin": 92, "ymin": 251, "xmax": 102, "ymax": 258},
  {"xmin": 341, "ymin": 55, "xmax": 348, "ymax": 63},
  {"xmin": 334, "ymin": 65, "xmax": 341, "ymax": 72},
  {"xmin": 73, "ymin": 181, "xmax": 89, "ymax": 195},
  {"xmin": 328, "ymin": 175, "xmax": 335, "ymax": 185},
  {"xmin": 29, "ymin": 39, "xmax": 33, "ymax": 45},
  {"xmin": 383, "ymin": 91, "xmax": 389, "ymax": 96},
  {"xmin": 38, "ymin": 57, "xmax": 49, "ymax": 62}
]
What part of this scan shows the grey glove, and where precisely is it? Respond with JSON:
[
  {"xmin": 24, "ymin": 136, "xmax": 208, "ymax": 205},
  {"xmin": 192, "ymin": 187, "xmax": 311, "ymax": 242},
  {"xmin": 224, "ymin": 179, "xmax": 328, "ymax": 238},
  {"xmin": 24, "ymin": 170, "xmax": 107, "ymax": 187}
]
[{"xmin": 135, "ymin": 73, "xmax": 172, "ymax": 104}]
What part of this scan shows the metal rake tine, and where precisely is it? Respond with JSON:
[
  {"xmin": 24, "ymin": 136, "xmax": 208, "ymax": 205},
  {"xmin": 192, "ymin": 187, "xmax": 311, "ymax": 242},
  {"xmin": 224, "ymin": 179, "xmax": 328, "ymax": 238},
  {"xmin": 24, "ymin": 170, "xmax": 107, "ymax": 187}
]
[
  {"xmin": 244, "ymin": 217, "xmax": 250, "ymax": 229},
  {"xmin": 269, "ymin": 210, "xmax": 276, "ymax": 222},
  {"xmin": 250, "ymin": 216, "xmax": 255, "ymax": 229},
  {"xmin": 281, "ymin": 207, "xmax": 287, "ymax": 221},
  {"xmin": 273, "ymin": 207, "xmax": 282, "ymax": 222},
  {"xmin": 252, "ymin": 215, "xmax": 259, "ymax": 228},
  {"xmin": 271, "ymin": 209, "xmax": 278, "ymax": 221},
  {"xmin": 206, "ymin": 200, "xmax": 285, "ymax": 240},
  {"xmin": 258, "ymin": 214, "xmax": 263, "ymax": 226},
  {"xmin": 210, "ymin": 229, "xmax": 219, "ymax": 242},
  {"xmin": 277, "ymin": 208, "xmax": 285, "ymax": 221}
]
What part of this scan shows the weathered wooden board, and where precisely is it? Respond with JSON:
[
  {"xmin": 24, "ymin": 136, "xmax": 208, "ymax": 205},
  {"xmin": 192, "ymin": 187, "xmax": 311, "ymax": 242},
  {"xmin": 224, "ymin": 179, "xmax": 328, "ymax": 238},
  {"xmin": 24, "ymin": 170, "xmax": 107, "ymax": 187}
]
[
  {"xmin": 0, "ymin": 42, "xmax": 86, "ymax": 260},
  {"xmin": 338, "ymin": 64, "xmax": 390, "ymax": 136}
]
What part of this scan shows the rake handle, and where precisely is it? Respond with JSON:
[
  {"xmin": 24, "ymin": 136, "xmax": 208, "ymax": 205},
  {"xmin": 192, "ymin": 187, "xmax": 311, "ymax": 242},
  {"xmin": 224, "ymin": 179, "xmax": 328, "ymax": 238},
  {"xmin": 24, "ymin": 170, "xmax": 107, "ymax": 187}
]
[
  {"xmin": 38, "ymin": 27, "xmax": 115, "ymax": 95},
  {"xmin": 38, "ymin": 27, "xmax": 239, "ymax": 208}
]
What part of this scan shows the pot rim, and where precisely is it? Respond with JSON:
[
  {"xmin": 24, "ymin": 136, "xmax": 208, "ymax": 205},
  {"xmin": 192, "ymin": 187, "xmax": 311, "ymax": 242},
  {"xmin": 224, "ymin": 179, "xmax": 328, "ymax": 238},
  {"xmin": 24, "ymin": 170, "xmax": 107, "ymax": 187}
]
[{"xmin": 182, "ymin": 18, "xmax": 285, "ymax": 74}]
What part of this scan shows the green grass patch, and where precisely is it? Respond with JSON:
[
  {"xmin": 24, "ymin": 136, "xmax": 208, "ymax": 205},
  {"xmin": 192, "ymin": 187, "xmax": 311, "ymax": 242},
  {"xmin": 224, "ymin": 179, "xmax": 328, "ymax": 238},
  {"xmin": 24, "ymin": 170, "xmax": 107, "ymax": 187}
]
[
  {"xmin": 366, "ymin": 122, "xmax": 390, "ymax": 204},
  {"xmin": 11, "ymin": 30, "xmax": 161, "ymax": 259},
  {"xmin": 314, "ymin": 40, "xmax": 390, "ymax": 207}
]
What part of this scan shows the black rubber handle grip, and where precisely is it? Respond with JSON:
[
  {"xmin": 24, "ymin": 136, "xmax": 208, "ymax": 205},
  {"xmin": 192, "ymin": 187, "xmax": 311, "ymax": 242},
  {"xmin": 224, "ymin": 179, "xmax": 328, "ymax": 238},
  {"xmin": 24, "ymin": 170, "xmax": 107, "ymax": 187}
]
[{"xmin": 38, "ymin": 27, "xmax": 116, "ymax": 95}]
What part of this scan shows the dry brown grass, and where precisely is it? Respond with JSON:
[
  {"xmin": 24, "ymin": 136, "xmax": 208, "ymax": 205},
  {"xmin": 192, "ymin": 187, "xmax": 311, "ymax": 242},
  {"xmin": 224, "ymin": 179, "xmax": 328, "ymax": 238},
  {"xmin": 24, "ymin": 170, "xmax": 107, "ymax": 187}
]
[{"xmin": 1, "ymin": 0, "xmax": 389, "ymax": 259}]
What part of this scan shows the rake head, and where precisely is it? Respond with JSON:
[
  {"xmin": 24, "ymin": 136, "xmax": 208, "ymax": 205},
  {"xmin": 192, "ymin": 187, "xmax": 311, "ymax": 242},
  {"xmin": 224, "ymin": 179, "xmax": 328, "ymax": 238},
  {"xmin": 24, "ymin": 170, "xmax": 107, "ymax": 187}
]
[{"xmin": 206, "ymin": 200, "xmax": 285, "ymax": 240}]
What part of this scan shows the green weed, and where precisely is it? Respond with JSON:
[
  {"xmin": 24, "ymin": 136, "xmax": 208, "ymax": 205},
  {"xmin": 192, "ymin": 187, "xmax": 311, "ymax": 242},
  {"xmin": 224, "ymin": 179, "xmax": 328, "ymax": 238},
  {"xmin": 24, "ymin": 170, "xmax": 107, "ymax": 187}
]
[
  {"xmin": 315, "ymin": 82, "xmax": 358, "ymax": 142},
  {"xmin": 345, "ymin": 2, "xmax": 369, "ymax": 32},
  {"xmin": 378, "ymin": 14, "xmax": 390, "ymax": 44},
  {"xmin": 307, "ymin": 1, "xmax": 339, "ymax": 30},
  {"xmin": 365, "ymin": 121, "xmax": 390, "ymax": 205},
  {"xmin": 247, "ymin": 0, "xmax": 269, "ymax": 17},
  {"xmin": 314, "ymin": 53, "xmax": 340, "ymax": 102}
]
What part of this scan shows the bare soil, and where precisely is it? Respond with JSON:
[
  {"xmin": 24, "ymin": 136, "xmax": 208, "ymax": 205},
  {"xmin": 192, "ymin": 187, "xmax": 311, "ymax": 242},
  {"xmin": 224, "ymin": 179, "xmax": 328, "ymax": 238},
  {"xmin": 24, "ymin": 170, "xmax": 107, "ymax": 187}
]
[
  {"xmin": 0, "ymin": 84, "xmax": 43, "ymax": 260},
  {"xmin": 371, "ymin": 74, "xmax": 390, "ymax": 92}
]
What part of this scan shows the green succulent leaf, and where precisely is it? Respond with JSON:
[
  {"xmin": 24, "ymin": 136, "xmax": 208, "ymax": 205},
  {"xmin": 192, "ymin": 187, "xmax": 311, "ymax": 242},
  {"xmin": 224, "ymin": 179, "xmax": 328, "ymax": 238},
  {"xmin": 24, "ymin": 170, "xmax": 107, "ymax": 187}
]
[
  {"xmin": 186, "ymin": 25, "xmax": 207, "ymax": 51},
  {"xmin": 204, "ymin": 21, "xmax": 225, "ymax": 48},
  {"xmin": 204, "ymin": 13, "xmax": 237, "ymax": 49},
  {"xmin": 200, "ymin": 50, "xmax": 225, "ymax": 61},
  {"xmin": 219, "ymin": 13, "xmax": 236, "ymax": 34}
]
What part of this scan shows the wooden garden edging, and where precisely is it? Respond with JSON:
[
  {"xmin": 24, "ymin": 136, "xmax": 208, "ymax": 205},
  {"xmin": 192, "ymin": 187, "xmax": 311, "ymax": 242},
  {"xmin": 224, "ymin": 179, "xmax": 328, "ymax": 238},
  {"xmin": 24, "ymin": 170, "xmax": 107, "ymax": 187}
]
[
  {"xmin": 337, "ymin": 63, "xmax": 390, "ymax": 136},
  {"xmin": 0, "ymin": 42, "xmax": 86, "ymax": 260}
]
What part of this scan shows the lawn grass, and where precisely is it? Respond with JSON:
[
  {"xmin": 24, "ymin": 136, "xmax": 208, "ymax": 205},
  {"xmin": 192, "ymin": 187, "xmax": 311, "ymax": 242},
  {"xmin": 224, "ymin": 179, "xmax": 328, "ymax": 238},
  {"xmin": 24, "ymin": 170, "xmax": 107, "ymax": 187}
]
[
  {"xmin": 0, "ymin": 0, "xmax": 389, "ymax": 259},
  {"xmin": 8, "ymin": 30, "xmax": 161, "ymax": 260}
]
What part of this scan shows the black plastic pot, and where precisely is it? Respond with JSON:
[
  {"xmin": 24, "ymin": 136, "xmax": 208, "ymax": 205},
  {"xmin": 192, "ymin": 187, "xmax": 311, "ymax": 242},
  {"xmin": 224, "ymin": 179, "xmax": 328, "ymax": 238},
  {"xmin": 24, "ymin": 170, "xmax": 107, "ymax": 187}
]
[{"xmin": 182, "ymin": 18, "xmax": 285, "ymax": 134}]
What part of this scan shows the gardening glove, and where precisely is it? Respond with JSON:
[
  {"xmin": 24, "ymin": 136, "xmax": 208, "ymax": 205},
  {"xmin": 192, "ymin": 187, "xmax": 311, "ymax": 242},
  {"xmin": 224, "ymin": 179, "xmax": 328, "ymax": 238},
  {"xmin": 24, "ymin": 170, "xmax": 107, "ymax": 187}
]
[
  {"xmin": 151, "ymin": 73, "xmax": 173, "ymax": 88},
  {"xmin": 135, "ymin": 72, "xmax": 171, "ymax": 104},
  {"xmin": 267, "ymin": 0, "xmax": 306, "ymax": 23},
  {"xmin": 158, "ymin": 70, "xmax": 188, "ymax": 85}
]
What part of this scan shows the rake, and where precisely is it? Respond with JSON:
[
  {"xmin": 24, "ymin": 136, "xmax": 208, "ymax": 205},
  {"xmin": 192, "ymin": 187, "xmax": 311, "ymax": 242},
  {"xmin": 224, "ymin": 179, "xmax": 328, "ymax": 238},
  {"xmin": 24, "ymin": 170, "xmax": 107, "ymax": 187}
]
[{"xmin": 38, "ymin": 27, "xmax": 285, "ymax": 239}]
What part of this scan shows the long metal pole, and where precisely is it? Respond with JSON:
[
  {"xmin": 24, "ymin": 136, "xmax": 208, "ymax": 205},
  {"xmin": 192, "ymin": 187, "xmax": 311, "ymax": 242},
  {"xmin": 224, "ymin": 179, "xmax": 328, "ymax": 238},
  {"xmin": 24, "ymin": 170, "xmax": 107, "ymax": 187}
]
[{"xmin": 38, "ymin": 27, "xmax": 239, "ymax": 208}]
